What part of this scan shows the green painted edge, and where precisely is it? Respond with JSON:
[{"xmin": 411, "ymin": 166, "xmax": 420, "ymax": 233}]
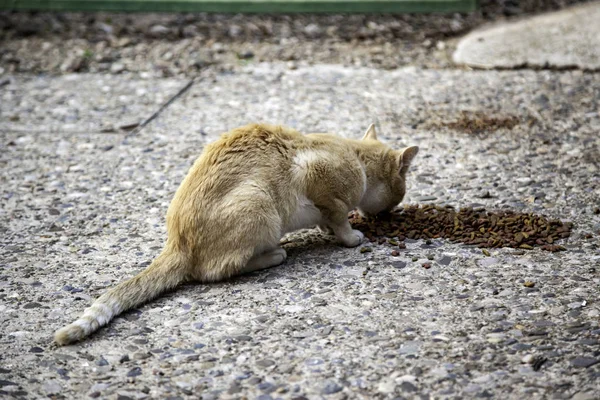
[{"xmin": 0, "ymin": 0, "xmax": 478, "ymax": 13}]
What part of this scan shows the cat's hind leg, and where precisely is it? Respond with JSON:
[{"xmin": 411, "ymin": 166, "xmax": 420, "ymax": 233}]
[{"xmin": 242, "ymin": 248, "xmax": 287, "ymax": 273}]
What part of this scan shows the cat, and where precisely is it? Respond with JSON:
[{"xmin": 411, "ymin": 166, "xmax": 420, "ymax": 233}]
[{"xmin": 54, "ymin": 123, "xmax": 419, "ymax": 345}]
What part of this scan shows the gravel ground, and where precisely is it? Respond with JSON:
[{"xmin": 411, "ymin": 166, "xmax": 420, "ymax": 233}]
[
  {"xmin": 1, "ymin": 1, "xmax": 600, "ymax": 398},
  {"xmin": 0, "ymin": 0, "xmax": 594, "ymax": 76},
  {"xmin": 1, "ymin": 63, "xmax": 599, "ymax": 399}
]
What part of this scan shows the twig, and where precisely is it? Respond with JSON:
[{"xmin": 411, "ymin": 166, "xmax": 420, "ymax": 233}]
[{"xmin": 126, "ymin": 78, "xmax": 196, "ymax": 138}]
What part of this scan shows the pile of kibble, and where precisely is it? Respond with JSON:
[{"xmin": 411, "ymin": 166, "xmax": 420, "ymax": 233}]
[{"xmin": 349, "ymin": 205, "xmax": 573, "ymax": 252}]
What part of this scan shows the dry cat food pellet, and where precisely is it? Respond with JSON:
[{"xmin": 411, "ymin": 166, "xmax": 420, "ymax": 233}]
[{"xmin": 349, "ymin": 204, "xmax": 572, "ymax": 252}]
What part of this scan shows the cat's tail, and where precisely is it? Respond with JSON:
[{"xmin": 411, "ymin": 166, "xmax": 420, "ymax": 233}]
[{"xmin": 54, "ymin": 249, "xmax": 188, "ymax": 346}]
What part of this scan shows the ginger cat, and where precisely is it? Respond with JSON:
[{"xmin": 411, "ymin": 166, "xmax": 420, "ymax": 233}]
[{"xmin": 55, "ymin": 123, "xmax": 419, "ymax": 345}]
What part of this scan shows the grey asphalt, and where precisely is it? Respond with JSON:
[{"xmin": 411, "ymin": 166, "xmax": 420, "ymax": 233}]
[{"xmin": 1, "ymin": 7, "xmax": 600, "ymax": 400}]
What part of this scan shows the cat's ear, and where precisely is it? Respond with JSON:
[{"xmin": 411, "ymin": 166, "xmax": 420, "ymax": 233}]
[
  {"xmin": 397, "ymin": 146, "xmax": 419, "ymax": 171},
  {"xmin": 362, "ymin": 124, "xmax": 378, "ymax": 141}
]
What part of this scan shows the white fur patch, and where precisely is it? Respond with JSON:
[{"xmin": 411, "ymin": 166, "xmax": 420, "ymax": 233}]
[
  {"xmin": 90, "ymin": 303, "xmax": 113, "ymax": 319},
  {"xmin": 95, "ymin": 314, "xmax": 108, "ymax": 326},
  {"xmin": 359, "ymin": 180, "xmax": 389, "ymax": 215},
  {"xmin": 284, "ymin": 195, "xmax": 322, "ymax": 233},
  {"xmin": 73, "ymin": 319, "xmax": 92, "ymax": 332},
  {"xmin": 293, "ymin": 150, "xmax": 327, "ymax": 168},
  {"xmin": 104, "ymin": 298, "xmax": 122, "ymax": 315},
  {"xmin": 291, "ymin": 150, "xmax": 330, "ymax": 180}
]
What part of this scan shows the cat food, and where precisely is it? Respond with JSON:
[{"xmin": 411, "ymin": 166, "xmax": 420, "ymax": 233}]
[{"xmin": 349, "ymin": 204, "xmax": 573, "ymax": 252}]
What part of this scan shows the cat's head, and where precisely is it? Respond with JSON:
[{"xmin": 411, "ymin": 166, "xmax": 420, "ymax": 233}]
[{"xmin": 357, "ymin": 124, "xmax": 419, "ymax": 217}]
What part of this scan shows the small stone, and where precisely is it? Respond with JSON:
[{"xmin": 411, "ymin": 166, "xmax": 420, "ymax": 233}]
[
  {"xmin": 486, "ymin": 333, "xmax": 506, "ymax": 343},
  {"xmin": 127, "ymin": 367, "xmax": 142, "ymax": 377},
  {"xmin": 377, "ymin": 379, "xmax": 396, "ymax": 393},
  {"xmin": 321, "ymin": 381, "xmax": 343, "ymax": 395},
  {"xmin": 228, "ymin": 382, "xmax": 243, "ymax": 394},
  {"xmin": 439, "ymin": 256, "xmax": 452, "ymax": 266},
  {"xmin": 400, "ymin": 381, "xmax": 418, "ymax": 392},
  {"xmin": 303, "ymin": 23, "xmax": 322, "ymax": 38},
  {"xmin": 118, "ymin": 120, "xmax": 140, "ymax": 131},
  {"xmin": 256, "ymin": 359, "xmax": 275, "ymax": 368},
  {"xmin": 238, "ymin": 50, "xmax": 254, "ymax": 60},
  {"xmin": 29, "ymin": 346, "xmax": 44, "ymax": 353},
  {"xmin": 110, "ymin": 63, "xmax": 125, "ymax": 74},
  {"xmin": 96, "ymin": 357, "xmax": 109, "ymax": 366},
  {"xmin": 100, "ymin": 125, "xmax": 117, "ymax": 133},
  {"xmin": 422, "ymin": 263, "xmax": 432, "ymax": 269},
  {"xmin": 43, "ymin": 380, "xmax": 62, "ymax": 395},
  {"xmin": 255, "ymin": 315, "xmax": 269, "ymax": 323},
  {"xmin": 360, "ymin": 247, "xmax": 372, "ymax": 253},
  {"xmin": 148, "ymin": 25, "xmax": 170, "ymax": 37},
  {"xmin": 524, "ymin": 281, "xmax": 535, "ymax": 288},
  {"xmin": 391, "ymin": 250, "xmax": 400, "ymax": 256},
  {"xmin": 521, "ymin": 354, "xmax": 534, "ymax": 364},
  {"xmin": 416, "ymin": 195, "xmax": 437, "ymax": 202},
  {"xmin": 133, "ymin": 352, "xmax": 151, "ymax": 360},
  {"xmin": 570, "ymin": 357, "xmax": 599, "ymax": 368}
]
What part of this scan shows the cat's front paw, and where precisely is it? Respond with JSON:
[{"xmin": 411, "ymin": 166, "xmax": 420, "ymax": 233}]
[{"xmin": 340, "ymin": 229, "xmax": 364, "ymax": 247}]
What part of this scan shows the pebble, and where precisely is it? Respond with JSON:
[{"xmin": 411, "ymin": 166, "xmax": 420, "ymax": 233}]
[
  {"xmin": 127, "ymin": 367, "xmax": 142, "ymax": 377},
  {"xmin": 29, "ymin": 347, "xmax": 44, "ymax": 353},
  {"xmin": 95, "ymin": 357, "xmax": 109, "ymax": 366},
  {"xmin": 377, "ymin": 379, "xmax": 396, "ymax": 393},
  {"xmin": 22, "ymin": 302, "xmax": 42, "ymax": 309},
  {"xmin": 133, "ymin": 352, "xmax": 151, "ymax": 360},
  {"xmin": 321, "ymin": 381, "xmax": 343, "ymax": 395},
  {"xmin": 400, "ymin": 381, "xmax": 418, "ymax": 392},
  {"xmin": 110, "ymin": 63, "xmax": 125, "ymax": 74},
  {"xmin": 256, "ymin": 359, "xmax": 275, "ymax": 368},
  {"xmin": 148, "ymin": 25, "xmax": 170, "ymax": 37},
  {"xmin": 43, "ymin": 380, "xmax": 61, "ymax": 395},
  {"xmin": 238, "ymin": 50, "xmax": 255, "ymax": 60},
  {"xmin": 570, "ymin": 357, "xmax": 599, "ymax": 368}
]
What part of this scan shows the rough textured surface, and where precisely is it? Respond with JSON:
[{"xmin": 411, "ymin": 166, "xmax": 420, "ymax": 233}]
[
  {"xmin": 0, "ymin": 0, "xmax": 594, "ymax": 76},
  {"xmin": 1, "ymin": 64, "xmax": 599, "ymax": 399},
  {"xmin": 453, "ymin": 1, "xmax": 600, "ymax": 70},
  {"xmin": 0, "ymin": 74, "xmax": 186, "ymax": 132}
]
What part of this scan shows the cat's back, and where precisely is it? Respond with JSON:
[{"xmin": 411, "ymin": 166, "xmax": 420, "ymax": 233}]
[
  {"xmin": 174, "ymin": 124, "xmax": 304, "ymax": 207},
  {"xmin": 200, "ymin": 123, "xmax": 303, "ymax": 170}
]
